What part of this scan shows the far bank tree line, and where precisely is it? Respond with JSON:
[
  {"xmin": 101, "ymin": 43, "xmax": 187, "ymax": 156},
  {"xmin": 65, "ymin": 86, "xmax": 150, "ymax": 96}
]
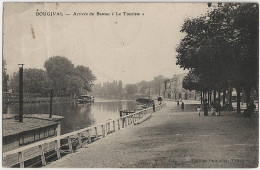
[
  {"xmin": 176, "ymin": 3, "xmax": 258, "ymax": 112},
  {"xmin": 91, "ymin": 75, "xmax": 169, "ymax": 98},
  {"xmin": 8, "ymin": 56, "xmax": 96, "ymax": 97}
]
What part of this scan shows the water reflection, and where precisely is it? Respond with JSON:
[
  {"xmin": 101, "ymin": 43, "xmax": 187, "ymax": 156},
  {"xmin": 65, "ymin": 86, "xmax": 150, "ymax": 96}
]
[{"xmin": 3, "ymin": 100, "xmax": 137, "ymax": 134}]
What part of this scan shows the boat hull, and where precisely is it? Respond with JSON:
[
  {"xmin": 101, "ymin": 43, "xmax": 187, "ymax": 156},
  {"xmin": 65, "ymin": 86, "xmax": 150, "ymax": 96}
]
[{"xmin": 78, "ymin": 99, "xmax": 94, "ymax": 103}]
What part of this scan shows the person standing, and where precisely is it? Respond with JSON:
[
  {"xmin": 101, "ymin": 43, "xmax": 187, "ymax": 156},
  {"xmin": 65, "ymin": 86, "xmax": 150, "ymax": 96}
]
[
  {"xmin": 181, "ymin": 102, "xmax": 184, "ymax": 111},
  {"xmin": 247, "ymin": 100, "xmax": 256, "ymax": 116},
  {"xmin": 152, "ymin": 101, "xmax": 156, "ymax": 112},
  {"xmin": 216, "ymin": 102, "xmax": 221, "ymax": 116},
  {"xmin": 197, "ymin": 105, "xmax": 201, "ymax": 116},
  {"xmin": 203, "ymin": 99, "xmax": 209, "ymax": 116},
  {"xmin": 211, "ymin": 102, "xmax": 216, "ymax": 116}
]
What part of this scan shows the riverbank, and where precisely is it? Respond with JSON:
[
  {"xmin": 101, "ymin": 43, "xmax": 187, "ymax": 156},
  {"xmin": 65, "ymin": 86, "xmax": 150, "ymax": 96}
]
[
  {"xmin": 46, "ymin": 100, "xmax": 258, "ymax": 168},
  {"xmin": 3, "ymin": 97, "xmax": 75, "ymax": 104}
]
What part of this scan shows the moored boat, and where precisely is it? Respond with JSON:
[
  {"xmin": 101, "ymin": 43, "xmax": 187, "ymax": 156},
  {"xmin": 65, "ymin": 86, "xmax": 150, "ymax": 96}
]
[{"xmin": 78, "ymin": 95, "xmax": 95, "ymax": 103}]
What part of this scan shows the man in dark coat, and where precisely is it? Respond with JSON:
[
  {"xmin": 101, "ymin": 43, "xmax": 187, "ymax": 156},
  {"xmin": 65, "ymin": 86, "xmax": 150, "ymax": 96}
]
[
  {"xmin": 203, "ymin": 99, "xmax": 209, "ymax": 116},
  {"xmin": 157, "ymin": 97, "xmax": 162, "ymax": 105},
  {"xmin": 181, "ymin": 102, "xmax": 184, "ymax": 111},
  {"xmin": 152, "ymin": 100, "xmax": 156, "ymax": 112},
  {"xmin": 216, "ymin": 102, "xmax": 221, "ymax": 116}
]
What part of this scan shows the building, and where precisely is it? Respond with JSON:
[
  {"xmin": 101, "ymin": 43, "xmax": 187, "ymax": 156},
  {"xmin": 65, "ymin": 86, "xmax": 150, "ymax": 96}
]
[
  {"xmin": 163, "ymin": 73, "xmax": 196, "ymax": 100},
  {"xmin": 3, "ymin": 114, "xmax": 63, "ymax": 167}
]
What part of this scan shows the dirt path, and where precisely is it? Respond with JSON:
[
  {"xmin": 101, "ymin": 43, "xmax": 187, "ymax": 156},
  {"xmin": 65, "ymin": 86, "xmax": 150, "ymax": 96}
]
[{"xmin": 46, "ymin": 101, "xmax": 258, "ymax": 168}]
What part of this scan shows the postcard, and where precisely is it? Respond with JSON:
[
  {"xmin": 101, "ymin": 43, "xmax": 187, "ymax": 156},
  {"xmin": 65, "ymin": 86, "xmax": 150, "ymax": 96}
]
[{"xmin": 2, "ymin": 2, "xmax": 259, "ymax": 168}]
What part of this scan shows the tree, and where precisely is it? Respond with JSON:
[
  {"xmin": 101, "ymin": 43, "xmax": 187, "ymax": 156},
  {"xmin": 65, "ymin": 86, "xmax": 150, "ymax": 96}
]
[
  {"xmin": 118, "ymin": 80, "xmax": 123, "ymax": 96},
  {"xmin": 163, "ymin": 79, "xmax": 170, "ymax": 97},
  {"xmin": 176, "ymin": 3, "xmax": 259, "ymax": 110},
  {"xmin": 2, "ymin": 59, "xmax": 9, "ymax": 92},
  {"xmin": 137, "ymin": 80, "xmax": 148, "ymax": 94},
  {"xmin": 153, "ymin": 75, "xmax": 166, "ymax": 96},
  {"xmin": 10, "ymin": 68, "xmax": 52, "ymax": 96},
  {"xmin": 75, "ymin": 65, "xmax": 96, "ymax": 92},
  {"xmin": 65, "ymin": 75, "xmax": 84, "ymax": 97},
  {"xmin": 126, "ymin": 84, "xmax": 138, "ymax": 95},
  {"xmin": 44, "ymin": 56, "xmax": 96, "ymax": 97},
  {"xmin": 182, "ymin": 72, "xmax": 200, "ymax": 91},
  {"xmin": 44, "ymin": 56, "xmax": 75, "ymax": 96},
  {"xmin": 230, "ymin": 4, "xmax": 259, "ymax": 110}
]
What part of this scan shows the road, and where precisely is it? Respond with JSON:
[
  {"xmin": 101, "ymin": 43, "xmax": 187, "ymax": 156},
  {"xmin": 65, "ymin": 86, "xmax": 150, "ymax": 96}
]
[{"xmin": 46, "ymin": 100, "xmax": 258, "ymax": 168}]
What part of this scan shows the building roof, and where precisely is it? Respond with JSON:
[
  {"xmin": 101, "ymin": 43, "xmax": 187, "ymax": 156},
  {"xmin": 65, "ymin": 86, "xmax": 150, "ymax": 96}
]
[{"xmin": 3, "ymin": 114, "xmax": 63, "ymax": 137}]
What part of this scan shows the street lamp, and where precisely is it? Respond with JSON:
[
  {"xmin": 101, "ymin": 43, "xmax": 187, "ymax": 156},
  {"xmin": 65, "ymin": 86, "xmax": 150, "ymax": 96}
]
[
  {"xmin": 18, "ymin": 64, "xmax": 24, "ymax": 122},
  {"xmin": 49, "ymin": 89, "xmax": 53, "ymax": 118}
]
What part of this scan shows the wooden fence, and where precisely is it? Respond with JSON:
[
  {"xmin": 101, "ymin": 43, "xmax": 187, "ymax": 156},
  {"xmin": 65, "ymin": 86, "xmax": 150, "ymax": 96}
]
[{"xmin": 3, "ymin": 103, "xmax": 165, "ymax": 168}]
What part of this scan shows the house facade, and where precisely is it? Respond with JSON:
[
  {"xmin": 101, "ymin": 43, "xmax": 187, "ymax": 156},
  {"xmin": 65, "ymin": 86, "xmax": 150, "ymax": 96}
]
[{"xmin": 163, "ymin": 73, "xmax": 197, "ymax": 100}]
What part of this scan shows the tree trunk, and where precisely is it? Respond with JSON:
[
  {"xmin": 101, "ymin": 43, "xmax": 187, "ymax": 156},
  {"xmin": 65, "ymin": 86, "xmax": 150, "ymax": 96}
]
[
  {"xmin": 200, "ymin": 92, "xmax": 203, "ymax": 104},
  {"xmin": 218, "ymin": 91, "xmax": 221, "ymax": 105},
  {"xmin": 202, "ymin": 91, "xmax": 205, "ymax": 103},
  {"xmin": 228, "ymin": 88, "xmax": 232, "ymax": 111},
  {"xmin": 223, "ymin": 90, "xmax": 226, "ymax": 105},
  {"xmin": 209, "ymin": 91, "xmax": 212, "ymax": 105},
  {"xmin": 208, "ymin": 91, "xmax": 210, "ymax": 104},
  {"xmin": 213, "ymin": 90, "xmax": 216, "ymax": 103},
  {"xmin": 236, "ymin": 88, "xmax": 241, "ymax": 113},
  {"xmin": 246, "ymin": 89, "xmax": 251, "ymax": 110}
]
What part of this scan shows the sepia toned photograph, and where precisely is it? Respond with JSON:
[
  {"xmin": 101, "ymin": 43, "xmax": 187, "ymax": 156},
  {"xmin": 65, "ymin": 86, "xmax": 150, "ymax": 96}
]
[{"xmin": 2, "ymin": 2, "xmax": 259, "ymax": 168}]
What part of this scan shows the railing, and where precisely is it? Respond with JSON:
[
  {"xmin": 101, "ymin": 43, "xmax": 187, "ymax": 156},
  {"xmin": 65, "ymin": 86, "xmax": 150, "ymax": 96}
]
[{"xmin": 3, "ymin": 103, "xmax": 166, "ymax": 168}]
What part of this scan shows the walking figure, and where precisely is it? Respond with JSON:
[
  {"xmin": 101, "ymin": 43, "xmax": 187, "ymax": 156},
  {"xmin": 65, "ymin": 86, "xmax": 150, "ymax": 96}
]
[
  {"xmin": 211, "ymin": 103, "xmax": 216, "ymax": 116},
  {"xmin": 157, "ymin": 96, "xmax": 162, "ymax": 105},
  {"xmin": 197, "ymin": 106, "xmax": 201, "ymax": 117},
  {"xmin": 181, "ymin": 102, "xmax": 184, "ymax": 111},
  {"xmin": 177, "ymin": 101, "xmax": 179, "ymax": 105},
  {"xmin": 152, "ymin": 101, "xmax": 156, "ymax": 112},
  {"xmin": 244, "ymin": 100, "xmax": 256, "ymax": 117},
  {"xmin": 203, "ymin": 99, "xmax": 209, "ymax": 116},
  {"xmin": 216, "ymin": 102, "xmax": 221, "ymax": 116}
]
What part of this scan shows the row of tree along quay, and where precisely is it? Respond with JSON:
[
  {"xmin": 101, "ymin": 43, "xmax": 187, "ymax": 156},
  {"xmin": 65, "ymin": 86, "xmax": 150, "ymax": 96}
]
[{"xmin": 176, "ymin": 3, "xmax": 258, "ymax": 114}]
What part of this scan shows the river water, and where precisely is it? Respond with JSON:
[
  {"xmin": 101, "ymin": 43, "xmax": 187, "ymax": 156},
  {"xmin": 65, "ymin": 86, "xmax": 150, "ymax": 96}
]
[{"xmin": 3, "ymin": 99, "xmax": 137, "ymax": 135}]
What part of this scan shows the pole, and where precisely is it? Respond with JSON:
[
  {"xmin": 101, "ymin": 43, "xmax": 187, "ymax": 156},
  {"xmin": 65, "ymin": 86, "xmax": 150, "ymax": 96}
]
[
  {"xmin": 49, "ymin": 89, "xmax": 53, "ymax": 118},
  {"xmin": 18, "ymin": 64, "xmax": 24, "ymax": 122}
]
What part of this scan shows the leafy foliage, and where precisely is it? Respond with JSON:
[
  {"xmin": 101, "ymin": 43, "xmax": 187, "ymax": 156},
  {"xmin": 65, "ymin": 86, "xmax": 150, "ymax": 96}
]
[
  {"xmin": 176, "ymin": 3, "xmax": 258, "ymax": 98},
  {"xmin": 2, "ymin": 59, "xmax": 9, "ymax": 92},
  {"xmin": 44, "ymin": 56, "xmax": 96, "ymax": 97},
  {"xmin": 10, "ymin": 68, "xmax": 52, "ymax": 96},
  {"xmin": 126, "ymin": 84, "xmax": 138, "ymax": 95},
  {"xmin": 91, "ymin": 80, "xmax": 123, "ymax": 97}
]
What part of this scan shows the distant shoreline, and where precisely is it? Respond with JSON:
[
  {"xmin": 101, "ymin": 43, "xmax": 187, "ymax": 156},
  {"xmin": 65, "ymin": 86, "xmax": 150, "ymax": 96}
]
[
  {"xmin": 2, "ymin": 97, "xmax": 75, "ymax": 105},
  {"xmin": 3, "ymin": 94, "xmax": 157, "ymax": 105}
]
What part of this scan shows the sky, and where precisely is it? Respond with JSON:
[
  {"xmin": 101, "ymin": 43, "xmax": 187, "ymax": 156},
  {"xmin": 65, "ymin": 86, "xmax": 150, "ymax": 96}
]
[{"xmin": 3, "ymin": 3, "xmax": 209, "ymax": 84}]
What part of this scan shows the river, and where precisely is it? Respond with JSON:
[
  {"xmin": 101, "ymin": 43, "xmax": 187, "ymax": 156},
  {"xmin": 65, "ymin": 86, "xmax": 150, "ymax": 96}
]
[{"xmin": 2, "ymin": 99, "xmax": 137, "ymax": 135}]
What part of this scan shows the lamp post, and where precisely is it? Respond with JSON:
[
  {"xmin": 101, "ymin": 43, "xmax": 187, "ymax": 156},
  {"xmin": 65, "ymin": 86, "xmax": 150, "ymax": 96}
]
[
  {"xmin": 49, "ymin": 89, "xmax": 53, "ymax": 118},
  {"xmin": 18, "ymin": 64, "xmax": 24, "ymax": 122}
]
